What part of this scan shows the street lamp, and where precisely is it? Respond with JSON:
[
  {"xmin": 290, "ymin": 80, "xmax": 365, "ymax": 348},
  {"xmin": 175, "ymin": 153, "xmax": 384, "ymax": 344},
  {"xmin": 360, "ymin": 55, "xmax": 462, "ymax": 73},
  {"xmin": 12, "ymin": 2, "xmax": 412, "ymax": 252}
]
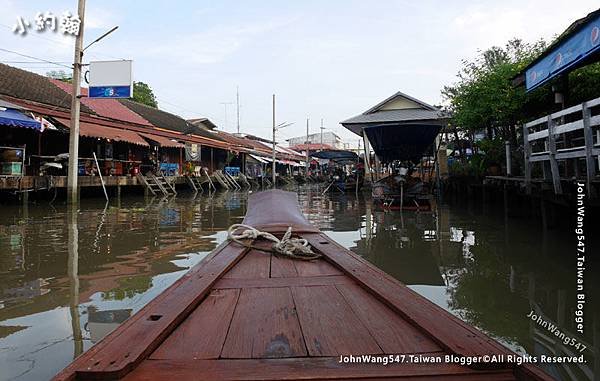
[{"xmin": 271, "ymin": 108, "xmax": 294, "ymax": 188}]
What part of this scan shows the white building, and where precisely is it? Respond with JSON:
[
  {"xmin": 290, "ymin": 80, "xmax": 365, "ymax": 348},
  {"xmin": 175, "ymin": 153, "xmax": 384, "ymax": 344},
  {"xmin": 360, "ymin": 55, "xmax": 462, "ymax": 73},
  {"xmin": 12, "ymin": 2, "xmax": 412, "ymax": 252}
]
[{"xmin": 287, "ymin": 131, "xmax": 343, "ymax": 149}]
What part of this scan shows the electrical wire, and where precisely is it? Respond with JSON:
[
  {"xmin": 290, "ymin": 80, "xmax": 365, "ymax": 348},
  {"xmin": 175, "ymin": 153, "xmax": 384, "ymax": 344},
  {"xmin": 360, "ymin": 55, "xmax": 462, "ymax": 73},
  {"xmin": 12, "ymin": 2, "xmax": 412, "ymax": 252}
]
[
  {"xmin": 0, "ymin": 23, "xmax": 126, "ymax": 62},
  {"xmin": 0, "ymin": 60, "xmax": 71, "ymax": 64},
  {"xmin": 0, "ymin": 48, "xmax": 71, "ymax": 69}
]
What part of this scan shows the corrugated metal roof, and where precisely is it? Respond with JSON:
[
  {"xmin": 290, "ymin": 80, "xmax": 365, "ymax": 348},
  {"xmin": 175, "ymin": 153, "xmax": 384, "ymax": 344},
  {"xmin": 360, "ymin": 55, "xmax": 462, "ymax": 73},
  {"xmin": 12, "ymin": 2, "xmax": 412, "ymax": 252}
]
[
  {"xmin": 0, "ymin": 64, "xmax": 95, "ymax": 114},
  {"xmin": 139, "ymin": 132, "xmax": 184, "ymax": 148},
  {"xmin": 55, "ymin": 117, "xmax": 149, "ymax": 146},
  {"xmin": 50, "ymin": 79, "xmax": 153, "ymax": 126},
  {"xmin": 120, "ymin": 99, "xmax": 225, "ymax": 142},
  {"xmin": 342, "ymin": 109, "xmax": 446, "ymax": 124},
  {"xmin": 0, "ymin": 99, "xmax": 26, "ymax": 110}
]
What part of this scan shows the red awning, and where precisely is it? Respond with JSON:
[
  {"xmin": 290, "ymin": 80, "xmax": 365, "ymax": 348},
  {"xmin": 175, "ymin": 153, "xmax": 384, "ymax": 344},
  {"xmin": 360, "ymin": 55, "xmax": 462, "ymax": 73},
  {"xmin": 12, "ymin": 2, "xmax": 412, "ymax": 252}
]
[
  {"xmin": 139, "ymin": 132, "xmax": 184, "ymax": 148},
  {"xmin": 55, "ymin": 118, "xmax": 149, "ymax": 147}
]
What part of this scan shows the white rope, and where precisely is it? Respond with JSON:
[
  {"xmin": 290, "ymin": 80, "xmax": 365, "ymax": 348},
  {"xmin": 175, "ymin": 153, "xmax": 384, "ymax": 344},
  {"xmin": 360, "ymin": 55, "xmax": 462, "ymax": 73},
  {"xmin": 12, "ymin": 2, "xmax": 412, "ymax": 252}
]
[{"xmin": 227, "ymin": 224, "xmax": 321, "ymax": 260}]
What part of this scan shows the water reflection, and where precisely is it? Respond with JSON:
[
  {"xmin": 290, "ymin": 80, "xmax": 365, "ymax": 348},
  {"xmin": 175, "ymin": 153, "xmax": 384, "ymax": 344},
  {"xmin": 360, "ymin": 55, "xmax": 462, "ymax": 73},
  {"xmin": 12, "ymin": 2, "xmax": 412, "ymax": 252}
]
[
  {"xmin": 0, "ymin": 193, "xmax": 247, "ymax": 380},
  {"xmin": 0, "ymin": 187, "xmax": 597, "ymax": 380}
]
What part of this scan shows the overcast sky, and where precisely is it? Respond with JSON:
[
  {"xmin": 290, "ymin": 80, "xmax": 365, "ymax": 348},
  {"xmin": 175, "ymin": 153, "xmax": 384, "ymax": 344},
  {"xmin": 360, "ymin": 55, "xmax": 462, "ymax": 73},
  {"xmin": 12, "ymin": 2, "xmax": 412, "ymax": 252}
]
[{"xmin": 1, "ymin": 1, "xmax": 598, "ymax": 144}]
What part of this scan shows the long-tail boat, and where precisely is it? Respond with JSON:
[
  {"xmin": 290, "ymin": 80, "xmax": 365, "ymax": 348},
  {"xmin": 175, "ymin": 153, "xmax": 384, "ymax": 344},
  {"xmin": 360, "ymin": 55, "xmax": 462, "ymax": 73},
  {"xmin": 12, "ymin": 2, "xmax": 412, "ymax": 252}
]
[{"xmin": 54, "ymin": 190, "xmax": 553, "ymax": 381}]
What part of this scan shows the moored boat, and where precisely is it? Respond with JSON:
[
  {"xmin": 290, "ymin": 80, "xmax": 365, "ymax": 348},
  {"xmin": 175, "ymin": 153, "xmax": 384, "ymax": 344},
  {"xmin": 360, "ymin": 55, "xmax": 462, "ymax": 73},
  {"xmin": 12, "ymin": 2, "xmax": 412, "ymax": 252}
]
[
  {"xmin": 312, "ymin": 150, "xmax": 364, "ymax": 193},
  {"xmin": 54, "ymin": 190, "xmax": 553, "ymax": 381}
]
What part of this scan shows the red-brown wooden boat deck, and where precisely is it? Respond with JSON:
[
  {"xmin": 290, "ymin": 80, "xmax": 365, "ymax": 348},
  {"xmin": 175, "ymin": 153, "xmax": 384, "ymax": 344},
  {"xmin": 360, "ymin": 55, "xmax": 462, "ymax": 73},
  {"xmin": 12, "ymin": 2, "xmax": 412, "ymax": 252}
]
[{"xmin": 54, "ymin": 190, "xmax": 553, "ymax": 381}]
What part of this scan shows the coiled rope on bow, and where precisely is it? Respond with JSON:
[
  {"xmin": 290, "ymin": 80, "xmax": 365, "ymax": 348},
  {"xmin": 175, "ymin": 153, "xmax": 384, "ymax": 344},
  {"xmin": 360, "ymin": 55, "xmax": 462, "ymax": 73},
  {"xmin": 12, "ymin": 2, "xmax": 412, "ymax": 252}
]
[{"xmin": 227, "ymin": 224, "xmax": 321, "ymax": 260}]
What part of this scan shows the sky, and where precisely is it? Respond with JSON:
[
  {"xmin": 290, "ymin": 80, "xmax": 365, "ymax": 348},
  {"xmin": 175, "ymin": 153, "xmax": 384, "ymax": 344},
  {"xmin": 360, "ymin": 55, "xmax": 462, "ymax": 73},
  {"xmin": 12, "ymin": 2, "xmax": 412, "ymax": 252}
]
[{"xmin": 0, "ymin": 1, "xmax": 598, "ymax": 144}]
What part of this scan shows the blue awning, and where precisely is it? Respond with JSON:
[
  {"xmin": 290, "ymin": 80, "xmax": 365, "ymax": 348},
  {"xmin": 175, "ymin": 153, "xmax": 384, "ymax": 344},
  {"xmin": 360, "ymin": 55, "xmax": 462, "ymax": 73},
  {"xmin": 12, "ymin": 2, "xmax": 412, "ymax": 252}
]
[
  {"xmin": 311, "ymin": 150, "xmax": 358, "ymax": 162},
  {"xmin": 0, "ymin": 108, "xmax": 42, "ymax": 130},
  {"xmin": 525, "ymin": 12, "xmax": 600, "ymax": 91}
]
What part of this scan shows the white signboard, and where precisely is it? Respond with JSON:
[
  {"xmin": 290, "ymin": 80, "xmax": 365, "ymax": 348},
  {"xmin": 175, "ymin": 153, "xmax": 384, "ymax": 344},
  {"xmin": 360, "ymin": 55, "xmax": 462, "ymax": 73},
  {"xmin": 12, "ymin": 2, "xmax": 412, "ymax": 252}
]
[{"xmin": 89, "ymin": 60, "xmax": 133, "ymax": 98}]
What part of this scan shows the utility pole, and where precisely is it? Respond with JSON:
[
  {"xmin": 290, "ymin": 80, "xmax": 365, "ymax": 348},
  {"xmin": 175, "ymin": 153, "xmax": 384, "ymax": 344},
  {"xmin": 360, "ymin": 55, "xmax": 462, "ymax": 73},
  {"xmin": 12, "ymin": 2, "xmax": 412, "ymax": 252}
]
[
  {"xmin": 236, "ymin": 86, "xmax": 240, "ymax": 134},
  {"xmin": 67, "ymin": 0, "xmax": 86, "ymax": 203},
  {"xmin": 305, "ymin": 118, "xmax": 309, "ymax": 176},
  {"xmin": 320, "ymin": 118, "xmax": 324, "ymax": 150},
  {"xmin": 272, "ymin": 94, "xmax": 276, "ymax": 187}
]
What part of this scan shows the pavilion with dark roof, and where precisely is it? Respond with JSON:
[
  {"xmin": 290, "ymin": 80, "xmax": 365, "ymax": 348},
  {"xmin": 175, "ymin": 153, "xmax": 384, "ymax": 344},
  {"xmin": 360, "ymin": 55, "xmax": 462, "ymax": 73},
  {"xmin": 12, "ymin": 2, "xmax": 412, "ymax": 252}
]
[{"xmin": 341, "ymin": 91, "xmax": 447, "ymax": 163}]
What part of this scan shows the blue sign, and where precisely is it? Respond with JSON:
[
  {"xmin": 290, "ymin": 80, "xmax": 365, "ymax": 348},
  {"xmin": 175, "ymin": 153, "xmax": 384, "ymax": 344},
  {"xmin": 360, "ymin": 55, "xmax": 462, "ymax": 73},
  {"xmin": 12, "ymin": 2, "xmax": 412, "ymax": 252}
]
[
  {"xmin": 526, "ymin": 14, "xmax": 600, "ymax": 91},
  {"xmin": 225, "ymin": 166, "xmax": 240, "ymax": 176},
  {"xmin": 89, "ymin": 85, "xmax": 131, "ymax": 98}
]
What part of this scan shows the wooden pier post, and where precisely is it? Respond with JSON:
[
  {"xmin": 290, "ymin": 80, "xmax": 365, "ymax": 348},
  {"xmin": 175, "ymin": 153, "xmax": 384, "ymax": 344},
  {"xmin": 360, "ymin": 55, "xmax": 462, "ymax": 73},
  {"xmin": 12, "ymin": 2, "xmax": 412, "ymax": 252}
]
[
  {"xmin": 505, "ymin": 140, "xmax": 512, "ymax": 176},
  {"xmin": 582, "ymin": 102, "xmax": 597, "ymax": 197},
  {"xmin": 546, "ymin": 116, "xmax": 563, "ymax": 194},
  {"xmin": 523, "ymin": 123, "xmax": 532, "ymax": 194},
  {"xmin": 21, "ymin": 190, "xmax": 29, "ymax": 205}
]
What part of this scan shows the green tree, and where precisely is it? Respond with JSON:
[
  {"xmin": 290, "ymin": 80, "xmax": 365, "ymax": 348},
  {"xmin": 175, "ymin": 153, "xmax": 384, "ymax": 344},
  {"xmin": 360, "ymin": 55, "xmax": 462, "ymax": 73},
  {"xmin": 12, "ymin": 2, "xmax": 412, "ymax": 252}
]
[
  {"xmin": 46, "ymin": 70, "xmax": 72, "ymax": 83},
  {"xmin": 132, "ymin": 81, "xmax": 158, "ymax": 108},
  {"xmin": 442, "ymin": 38, "xmax": 548, "ymax": 144}
]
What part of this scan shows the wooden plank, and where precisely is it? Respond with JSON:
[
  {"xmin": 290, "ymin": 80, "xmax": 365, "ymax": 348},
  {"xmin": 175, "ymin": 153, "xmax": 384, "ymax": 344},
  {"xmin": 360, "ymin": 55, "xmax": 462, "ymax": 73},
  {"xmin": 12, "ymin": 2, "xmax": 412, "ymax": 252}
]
[
  {"xmin": 590, "ymin": 114, "xmax": 600, "ymax": 127},
  {"xmin": 293, "ymin": 257, "xmax": 343, "ymax": 277},
  {"xmin": 586, "ymin": 96, "xmax": 600, "ymax": 108},
  {"xmin": 529, "ymin": 154, "xmax": 550, "ymax": 162},
  {"xmin": 555, "ymin": 148, "xmax": 587, "ymax": 160},
  {"xmin": 53, "ymin": 241, "xmax": 249, "ymax": 381},
  {"xmin": 550, "ymin": 102, "xmax": 582, "ymax": 119},
  {"xmin": 553, "ymin": 119, "xmax": 583, "ymax": 135},
  {"xmin": 525, "ymin": 115, "xmax": 548, "ymax": 128},
  {"xmin": 222, "ymin": 250, "xmax": 270, "ymax": 279},
  {"xmin": 221, "ymin": 287, "xmax": 307, "ymax": 359},
  {"xmin": 291, "ymin": 285, "xmax": 382, "ymax": 356},
  {"xmin": 150, "ymin": 289, "xmax": 240, "ymax": 360},
  {"xmin": 304, "ymin": 233, "xmax": 514, "ymax": 368},
  {"xmin": 336, "ymin": 283, "xmax": 441, "ymax": 354},
  {"xmin": 527, "ymin": 130, "xmax": 548, "ymax": 141},
  {"xmin": 270, "ymin": 254, "xmax": 298, "ymax": 278},
  {"xmin": 215, "ymin": 275, "xmax": 353, "ymax": 289},
  {"xmin": 123, "ymin": 357, "xmax": 517, "ymax": 381}
]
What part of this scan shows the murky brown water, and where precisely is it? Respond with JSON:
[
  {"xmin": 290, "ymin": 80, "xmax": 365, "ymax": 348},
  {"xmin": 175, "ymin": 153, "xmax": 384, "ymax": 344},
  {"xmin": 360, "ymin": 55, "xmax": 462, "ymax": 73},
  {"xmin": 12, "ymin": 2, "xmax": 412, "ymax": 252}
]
[{"xmin": 0, "ymin": 186, "xmax": 597, "ymax": 380}]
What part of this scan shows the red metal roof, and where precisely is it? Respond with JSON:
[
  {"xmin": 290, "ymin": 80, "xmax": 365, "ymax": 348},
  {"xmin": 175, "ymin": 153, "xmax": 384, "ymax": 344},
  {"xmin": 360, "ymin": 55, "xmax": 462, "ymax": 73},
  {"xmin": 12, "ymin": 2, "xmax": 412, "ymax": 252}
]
[
  {"xmin": 139, "ymin": 132, "xmax": 184, "ymax": 148},
  {"xmin": 54, "ymin": 117, "xmax": 149, "ymax": 147},
  {"xmin": 49, "ymin": 79, "xmax": 153, "ymax": 126},
  {"xmin": 4, "ymin": 97, "xmax": 230, "ymax": 150}
]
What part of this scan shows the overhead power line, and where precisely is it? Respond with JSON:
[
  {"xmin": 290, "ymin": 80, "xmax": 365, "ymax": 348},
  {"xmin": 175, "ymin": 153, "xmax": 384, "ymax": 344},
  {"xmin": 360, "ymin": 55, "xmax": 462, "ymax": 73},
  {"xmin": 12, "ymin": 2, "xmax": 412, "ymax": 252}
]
[
  {"xmin": 0, "ymin": 48, "xmax": 71, "ymax": 69},
  {"xmin": 0, "ymin": 60, "xmax": 71, "ymax": 64}
]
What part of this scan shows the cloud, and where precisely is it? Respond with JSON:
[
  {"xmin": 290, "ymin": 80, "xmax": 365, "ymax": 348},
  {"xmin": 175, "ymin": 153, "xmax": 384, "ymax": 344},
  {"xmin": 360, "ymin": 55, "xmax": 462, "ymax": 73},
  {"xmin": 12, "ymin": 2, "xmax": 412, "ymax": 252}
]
[
  {"xmin": 143, "ymin": 18, "xmax": 294, "ymax": 65},
  {"xmin": 84, "ymin": 7, "xmax": 116, "ymax": 30}
]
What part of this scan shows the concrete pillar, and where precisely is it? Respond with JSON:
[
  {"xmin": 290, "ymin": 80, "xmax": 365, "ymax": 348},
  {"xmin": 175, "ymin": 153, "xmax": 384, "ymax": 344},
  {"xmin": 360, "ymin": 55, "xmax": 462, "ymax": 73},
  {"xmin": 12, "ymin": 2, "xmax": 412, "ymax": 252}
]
[
  {"xmin": 505, "ymin": 141, "xmax": 512, "ymax": 176},
  {"xmin": 438, "ymin": 142, "xmax": 449, "ymax": 179}
]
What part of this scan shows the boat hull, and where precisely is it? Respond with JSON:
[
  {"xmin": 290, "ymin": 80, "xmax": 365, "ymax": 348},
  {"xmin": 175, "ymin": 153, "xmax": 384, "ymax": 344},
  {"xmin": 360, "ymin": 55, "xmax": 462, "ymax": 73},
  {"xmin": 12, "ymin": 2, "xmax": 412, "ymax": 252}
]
[{"xmin": 54, "ymin": 190, "xmax": 553, "ymax": 381}]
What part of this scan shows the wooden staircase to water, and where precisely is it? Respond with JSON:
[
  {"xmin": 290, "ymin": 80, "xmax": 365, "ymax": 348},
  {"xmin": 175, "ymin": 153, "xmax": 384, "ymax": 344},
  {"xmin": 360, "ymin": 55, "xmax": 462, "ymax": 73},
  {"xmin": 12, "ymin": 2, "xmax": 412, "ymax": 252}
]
[{"xmin": 137, "ymin": 173, "xmax": 177, "ymax": 197}]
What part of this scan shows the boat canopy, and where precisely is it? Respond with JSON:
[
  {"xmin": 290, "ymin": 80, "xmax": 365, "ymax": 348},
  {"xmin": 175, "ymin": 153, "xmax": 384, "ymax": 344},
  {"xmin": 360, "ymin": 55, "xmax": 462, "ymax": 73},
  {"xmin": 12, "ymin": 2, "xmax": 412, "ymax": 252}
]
[
  {"xmin": 363, "ymin": 123, "xmax": 442, "ymax": 163},
  {"xmin": 341, "ymin": 91, "xmax": 447, "ymax": 163},
  {"xmin": 311, "ymin": 150, "xmax": 358, "ymax": 163}
]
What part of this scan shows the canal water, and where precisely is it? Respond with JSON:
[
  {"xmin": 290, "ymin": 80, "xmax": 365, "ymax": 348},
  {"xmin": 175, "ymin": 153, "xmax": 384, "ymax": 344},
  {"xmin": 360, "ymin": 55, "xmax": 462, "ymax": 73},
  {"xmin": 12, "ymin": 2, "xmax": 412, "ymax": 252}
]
[{"xmin": 0, "ymin": 186, "xmax": 597, "ymax": 380}]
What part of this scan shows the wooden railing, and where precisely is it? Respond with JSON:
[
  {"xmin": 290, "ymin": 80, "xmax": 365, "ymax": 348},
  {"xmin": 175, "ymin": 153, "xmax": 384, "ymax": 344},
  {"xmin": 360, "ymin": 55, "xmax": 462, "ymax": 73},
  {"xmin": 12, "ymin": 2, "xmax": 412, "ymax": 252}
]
[{"xmin": 524, "ymin": 97, "xmax": 600, "ymax": 194}]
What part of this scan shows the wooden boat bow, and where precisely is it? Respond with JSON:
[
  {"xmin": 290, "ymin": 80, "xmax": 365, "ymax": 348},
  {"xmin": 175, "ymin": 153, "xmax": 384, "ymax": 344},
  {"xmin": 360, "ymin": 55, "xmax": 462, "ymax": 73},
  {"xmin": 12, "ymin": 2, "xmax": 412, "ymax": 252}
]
[{"xmin": 54, "ymin": 190, "xmax": 554, "ymax": 381}]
